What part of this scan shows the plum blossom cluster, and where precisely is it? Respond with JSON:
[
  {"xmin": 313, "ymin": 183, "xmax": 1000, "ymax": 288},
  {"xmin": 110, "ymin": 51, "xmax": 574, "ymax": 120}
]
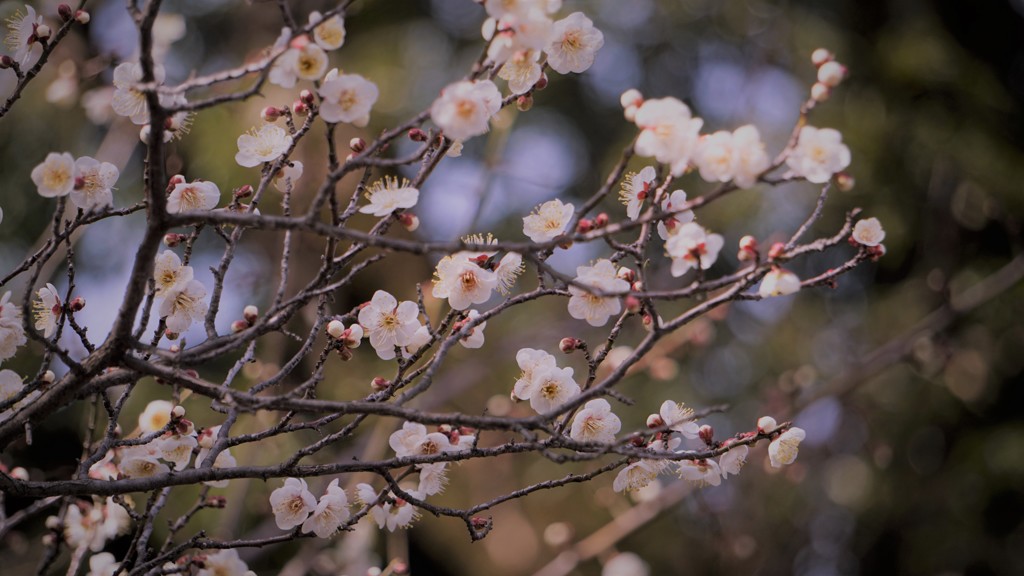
[
  {"xmin": 152, "ymin": 249, "xmax": 209, "ymax": 335},
  {"xmin": 31, "ymin": 152, "xmax": 119, "ymax": 210}
]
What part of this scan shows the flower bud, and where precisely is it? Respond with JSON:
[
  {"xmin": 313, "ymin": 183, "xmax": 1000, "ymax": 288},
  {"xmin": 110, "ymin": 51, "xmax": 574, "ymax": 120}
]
[
  {"xmin": 349, "ymin": 137, "xmax": 366, "ymax": 152},
  {"xmin": 292, "ymin": 100, "xmax": 308, "ymax": 117},
  {"xmin": 576, "ymin": 218, "xmax": 592, "ymax": 234},
  {"xmin": 69, "ymin": 296, "xmax": 86, "ymax": 312},
  {"xmin": 169, "ymin": 344, "xmax": 180, "ymax": 353},
  {"xmin": 171, "ymin": 405, "xmax": 186, "ymax": 418},
  {"xmin": 299, "ymin": 89, "xmax": 315, "ymax": 105},
  {"xmin": 371, "ymin": 376, "xmax": 389, "ymax": 391},
  {"xmin": 594, "ymin": 212, "xmax": 609, "ymax": 228},
  {"xmin": 646, "ymin": 414, "xmax": 664, "ymax": 429},
  {"xmin": 45, "ymin": 516, "xmax": 61, "ymax": 530},
  {"xmin": 624, "ymin": 295, "xmax": 642, "ymax": 314},
  {"xmin": 243, "ymin": 305, "xmax": 258, "ymax": 324},
  {"xmin": 42, "ymin": 370, "xmax": 55, "ymax": 384},
  {"xmin": 629, "ymin": 435, "xmax": 646, "ymax": 447},
  {"xmin": 10, "ymin": 466, "xmax": 29, "ymax": 481},
  {"xmin": 767, "ymin": 242, "xmax": 785, "ymax": 261},
  {"xmin": 836, "ymin": 171, "xmax": 855, "ymax": 192},
  {"xmin": 58, "ymin": 4, "xmax": 73, "ymax": 21},
  {"xmin": 0, "ymin": 55, "xmax": 14, "ymax": 69},
  {"xmin": 757, "ymin": 416, "xmax": 777, "ymax": 434},
  {"xmin": 534, "ymin": 73, "xmax": 549, "ymax": 91},
  {"xmin": 811, "ymin": 48, "xmax": 834, "ymax": 67},
  {"xmin": 698, "ymin": 424, "xmax": 714, "ymax": 446},
  {"xmin": 559, "ymin": 337, "xmax": 580, "ymax": 353},
  {"xmin": 35, "ymin": 24, "xmax": 52, "ymax": 41},
  {"xmin": 163, "ymin": 233, "xmax": 185, "ymax": 247},
  {"xmin": 817, "ymin": 61, "xmax": 846, "ymax": 88},
  {"xmin": 327, "ymin": 319, "xmax": 346, "ymax": 339},
  {"xmin": 74, "ymin": 10, "xmax": 90, "ymax": 24},
  {"xmin": 810, "ymin": 82, "xmax": 830, "ymax": 103},
  {"xmin": 233, "ymin": 184, "xmax": 253, "ymax": 200},
  {"xmin": 165, "ymin": 329, "xmax": 180, "ymax": 340},
  {"xmin": 619, "ymin": 88, "xmax": 643, "ymax": 110},
  {"xmin": 398, "ymin": 212, "xmax": 420, "ymax": 232},
  {"xmin": 230, "ymin": 320, "xmax": 248, "ymax": 333},
  {"xmin": 737, "ymin": 235, "xmax": 758, "ymax": 261},
  {"xmin": 167, "ymin": 174, "xmax": 186, "ymax": 190},
  {"xmin": 616, "ymin": 267, "xmax": 635, "ymax": 283},
  {"xmin": 471, "ymin": 516, "xmax": 490, "ymax": 530},
  {"xmin": 631, "ymin": 280, "xmax": 643, "ymax": 292},
  {"xmin": 408, "ymin": 128, "xmax": 428, "ymax": 142},
  {"xmin": 516, "ymin": 94, "xmax": 533, "ymax": 112},
  {"xmin": 205, "ymin": 496, "xmax": 227, "ymax": 508},
  {"xmin": 261, "ymin": 106, "xmax": 281, "ymax": 122}
]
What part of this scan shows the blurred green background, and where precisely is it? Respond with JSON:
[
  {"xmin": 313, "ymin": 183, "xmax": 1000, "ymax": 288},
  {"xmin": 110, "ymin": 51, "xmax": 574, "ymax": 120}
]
[{"xmin": 2, "ymin": 0, "xmax": 1023, "ymax": 575}]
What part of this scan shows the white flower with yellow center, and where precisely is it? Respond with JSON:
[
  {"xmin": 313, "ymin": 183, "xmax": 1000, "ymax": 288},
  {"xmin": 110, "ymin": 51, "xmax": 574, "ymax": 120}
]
[
  {"xmin": 319, "ymin": 69, "xmax": 379, "ymax": 127},
  {"xmin": 358, "ymin": 290, "xmax": 421, "ymax": 360},
  {"xmin": 430, "ymin": 80, "xmax": 502, "ymax": 141},
  {"xmin": 768, "ymin": 427, "xmax": 806, "ymax": 467},
  {"xmin": 665, "ymin": 222, "xmax": 724, "ymax": 277},
  {"xmin": 309, "ymin": 11, "xmax": 346, "ymax": 51},
  {"xmin": 658, "ymin": 400, "xmax": 700, "ymax": 439},
  {"xmin": 5, "ymin": 5, "xmax": 43, "ymax": 65},
  {"xmin": 569, "ymin": 399, "xmax": 621, "ymax": 444},
  {"xmin": 70, "ymin": 157, "xmax": 119, "ymax": 210},
  {"xmin": 295, "ymin": 42, "xmax": 328, "ymax": 81},
  {"xmin": 358, "ymin": 176, "xmax": 418, "ymax": 217},
  {"xmin": 32, "ymin": 283, "xmax": 61, "ymax": 338},
  {"xmin": 157, "ymin": 433, "xmax": 197, "ymax": 471},
  {"xmin": 159, "ymin": 279, "xmax": 208, "ymax": 333},
  {"xmin": 269, "ymin": 477, "xmax": 316, "ymax": 530},
  {"xmin": 519, "ymin": 365, "xmax": 579, "ymax": 414},
  {"xmin": 153, "ymin": 250, "xmax": 193, "ymax": 298},
  {"xmin": 432, "ymin": 252, "xmax": 498, "ymax": 311},
  {"xmin": 301, "ymin": 479, "xmax": 350, "ymax": 538},
  {"xmin": 138, "ymin": 400, "xmax": 174, "ymax": 433},
  {"xmin": 119, "ymin": 445, "xmax": 169, "ymax": 479},
  {"xmin": 634, "ymin": 97, "xmax": 704, "ymax": 176},
  {"xmin": 111, "ymin": 62, "xmax": 166, "ymax": 125},
  {"xmin": 677, "ymin": 459, "xmax": 722, "ymax": 487},
  {"xmin": 786, "ymin": 126, "xmax": 851, "ymax": 183},
  {"xmin": 498, "ymin": 49, "xmax": 542, "ymax": 95},
  {"xmin": 544, "ymin": 12, "xmax": 604, "ymax": 74},
  {"xmin": 31, "ymin": 152, "xmax": 76, "ymax": 198},
  {"xmin": 852, "ymin": 217, "xmax": 886, "ymax": 247},
  {"xmin": 523, "ymin": 198, "xmax": 574, "ymax": 242},
  {"xmin": 388, "ymin": 421, "xmax": 454, "ymax": 458},
  {"xmin": 612, "ymin": 460, "xmax": 661, "ymax": 493},
  {"xmin": 511, "ymin": 347, "xmax": 557, "ymax": 401},
  {"xmin": 235, "ymin": 124, "xmax": 293, "ymax": 168},
  {"xmin": 567, "ymin": 259, "xmax": 630, "ymax": 327},
  {"xmin": 758, "ymin": 268, "xmax": 801, "ymax": 298},
  {"xmin": 719, "ymin": 444, "xmax": 749, "ymax": 478},
  {"xmin": 167, "ymin": 180, "xmax": 220, "ymax": 213},
  {"xmin": 0, "ymin": 291, "xmax": 27, "ymax": 362}
]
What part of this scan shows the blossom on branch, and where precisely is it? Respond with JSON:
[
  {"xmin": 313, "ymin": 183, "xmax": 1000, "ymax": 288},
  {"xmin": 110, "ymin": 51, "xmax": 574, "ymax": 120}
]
[
  {"xmin": 567, "ymin": 259, "xmax": 630, "ymax": 327},
  {"xmin": 358, "ymin": 176, "xmax": 418, "ymax": 217},
  {"xmin": 430, "ymin": 80, "xmax": 502, "ymax": 141},
  {"xmin": 432, "ymin": 252, "xmax": 498, "ymax": 311},
  {"xmin": 665, "ymin": 222, "xmax": 724, "ymax": 277},
  {"xmin": 544, "ymin": 12, "xmax": 604, "ymax": 74},
  {"xmin": 235, "ymin": 124, "xmax": 293, "ymax": 167},
  {"xmin": 158, "ymin": 279, "xmax": 209, "ymax": 333},
  {"xmin": 319, "ymin": 69, "xmax": 379, "ymax": 126},
  {"xmin": 32, "ymin": 282, "xmax": 61, "ymax": 338},
  {"xmin": 769, "ymin": 427, "xmax": 807, "ymax": 467},
  {"xmin": 620, "ymin": 166, "xmax": 656, "ymax": 221},
  {"xmin": 167, "ymin": 180, "xmax": 220, "ymax": 213},
  {"xmin": 71, "ymin": 157, "xmax": 119, "ymax": 210},
  {"xmin": 358, "ymin": 290, "xmax": 421, "ymax": 360},
  {"xmin": 634, "ymin": 97, "xmax": 703, "ymax": 176},
  {"xmin": 301, "ymin": 479, "xmax": 351, "ymax": 538},
  {"xmin": 31, "ymin": 152, "xmax": 76, "ymax": 198},
  {"xmin": 269, "ymin": 477, "xmax": 317, "ymax": 530},
  {"xmin": 522, "ymin": 198, "xmax": 574, "ymax": 242},
  {"xmin": 758, "ymin": 268, "xmax": 801, "ymax": 298},
  {"xmin": 852, "ymin": 217, "xmax": 886, "ymax": 246},
  {"xmin": 0, "ymin": 291, "xmax": 27, "ymax": 362},
  {"xmin": 309, "ymin": 11, "xmax": 346, "ymax": 51},
  {"xmin": 786, "ymin": 126, "xmax": 851, "ymax": 183},
  {"xmin": 569, "ymin": 398, "xmax": 622, "ymax": 444}
]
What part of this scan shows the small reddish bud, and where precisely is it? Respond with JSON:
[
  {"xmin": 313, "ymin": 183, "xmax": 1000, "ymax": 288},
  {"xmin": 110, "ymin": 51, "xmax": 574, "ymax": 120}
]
[
  {"xmin": 58, "ymin": 4, "xmax": 74, "ymax": 21},
  {"xmin": 698, "ymin": 424, "xmax": 714, "ymax": 446},
  {"xmin": 349, "ymin": 137, "xmax": 366, "ymax": 152},
  {"xmin": 10, "ymin": 466, "xmax": 29, "ymax": 481},
  {"xmin": 594, "ymin": 212, "xmax": 609, "ymax": 228},
  {"xmin": 167, "ymin": 174, "xmax": 186, "ymax": 191},
  {"xmin": 163, "ymin": 233, "xmax": 185, "ymax": 247},
  {"xmin": 471, "ymin": 516, "xmax": 490, "ymax": 530},
  {"xmin": 768, "ymin": 242, "xmax": 786, "ymax": 261},
  {"xmin": 0, "ymin": 55, "xmax": 14, "ymax": 69},
  {"xmin": 233, "ymin": 184, "xmax": 253, "ymax": 200},
  {"xmin": 576, "ymin": 218, "xmax": 593, "ymax": 234},
  {"xmin": 164, "ymin": 329, "xmax": 180, "ymax": 340},
  {"xmin": 205, "ymin": 496, "xmax": 227, "ymax": 508},
  {"xmin": 631, "ymin": 280, "xmax": 643, "ymax": 292},
  {"xmin": 559, "ymin": 337, "xmax": 580, "ymax": 353},
  {"xmin": 243, "ymin": 305, "xmax": 258, "ymax": 325},
  {"xmin": 230, "ymin": 320, "xmax": 248, "ymax": 333},
  {"xmin": 35, "ymin": 24, "xmax": 52, "ymax": 41},
  {"xmin": 69, "ymin": 296, "xmax": 86, "ymax": 312},
  {"xmin": 74, "ymin": 10, "xmax": 90, "ymax": 24},
  {"xmin": 836, "ymin": 171, "xmax": 855, "ymax": 192},
  {"xmin": 398, "ymin": 212, "xmax": 420, "ymax": 232},
  {"xmin": 371, "ymin": 376, "xmax": 390, "ymax": 391},
  {"xmin": 646, "ymin": 414, "xmax": 664, "ymax": 429},
  {"xmin": 629, "ymin": 435, "xmax": 646, "ymax": 447},
  {"xmin": 392, "ymin": 561, "xmax": 409, "ymax": 575},
  {"xmin": 534, "ymin": 73, "xmax": 549, "ymax": 90},
  {"xmin": 408, "ymin": 128, "xmax": 428, "ymax": 142},
  {"xmin": 642, "ymin": 313, "xmax": 653, "ymax": 327},
  {"xmin": 738, "ymin": 235, "xmax": 758, "ymax": 261},
  {"xmin": 516, "ymin": 94, "xmax": 533, "ymax": 111},
  {"xmin": 299, "ymin": 89, "xmax": 315, "ymax": 105},
  {"xmin": 624, "ymin": 295, "xmax": 642, "ymax": 314},
  {"xmin": 261, "ymin": 106, "xmax": 281, "ymax": 122},
  {"xmin": 616, "ymin": 266, "xmax": 635, "ymax": 283},
  {"xmin": 292, "ymin": 100, "xmax": 308, "ymax": 117}
]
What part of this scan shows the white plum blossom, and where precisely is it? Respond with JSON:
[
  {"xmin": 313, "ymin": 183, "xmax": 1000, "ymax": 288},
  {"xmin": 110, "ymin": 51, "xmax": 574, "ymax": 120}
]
[
  {"xmin": 153, "ymin": 250, "xmax": 193, "ymax": 298},
  {"xmin": 87, "ymin": 552, "xmax": 119, "ymax": 576},
  {"xmin": 432, "ymin": 252, "xmax": 498, "ymax": 311},
  {"xmin": 309, "ymin": 11, "xmax": 346, "ymax": 50},
  {"xmin": 269, "ymin": 477, "xmax": 317, "ymax": 530},
  {"xmin": 852, "ymin": 217, "xmax": 886, "ymax": 246},
  {"xmin": 498, "ymin": 49, "xmax": 543, "ymax": 94},
  {"xmin": 719, "ymin": 444, "xmax": 748, "ymax": 478},
  {"xmin": 758, "ymin": 268, "xmax": 801, "ymax": 298},
  {"xmin": 372, "ymin": 493, "xmax": 420, "ymax": 532},
  {"xmin": 235, "ymin": 124, "xmax": 293, "ymax": 168},
  {"xmin": 567, "ymin": 259, "xmax": 630, "ymax": 327},
  {"xmin": 665, "ymin": 222, "xmax": 724, "ymax": 277},
  {"xmin": 757, "ymin": 415, "xmax": 778, "ymax": 434},
  {"xmin": 430, "ymin": 80, "xmax": 502, "ymax": 141},
  {"xmin": 677, "ymin": 459, "xmax": 722, "ymax": 487},
  {"xmin": 389, "ymin": 421, "xmax": 454, "ymax": 458},
  {"xmin": 655, "ymin": 189, "xmax": 695, "ymax": 240},
  {"xmin": 495, "ymin": 251, "xmax": 524, "ymax": 295},
  {"xmin": 167, "ymin": 180, "xmax": 220, "ymax": 213},
  {"xmin": 518, "ymin": 365, "xmax": 579, "ymax": 414},
  {"xmin": 33, "ymin": 283, "xmax": 61, "ymax": 338},
  {"xmin": 111, "ymin": 62, "xmax": 166, "ymax": 125},
  {"xmin": 358, "ymin": 176, "xmax": 418, "ymax": 217},
  {"xmin": 522, "ymin": 198, "xmax": 574, "ymax": 242},
  {"xmin": 319, "ymin": 69, "xmax": 379, "ymax": 126},
  {"xmin": 458, "ymin": 309, "xmax": 487, "ymax": 349},
  {"xmin": 5, "ymin": 5, "xmax": 43, "ymax": 66},
  {"xmin": 0, "ymin": 369, "xmax": 25, "ymax": 414},
  {"xmin": 157, "ymin": 433, "xmax": 197, "ymax": 471},
  {"xmin": 159, "ymin": 279, "xmax": 209, "ymax": 333},
  {"xmin": 138, "ymin": 399, "xmax": 174, "ymax": 433},
  {"xmin": 612, "ymin": 459, "xmax": 661, "ymax": 493},
  {"xmin": 569, "ymin": 399, "xmax": 621, "ymax": 444},
  {"xmin": 658, "ymin": 400, "xmax": 700, "ymax": 439},
  {"xmin": 31, "ymin": 152, "xmax": 76, "ymax": 198},
  {"xmin": 269, "ymin": 41, "xmax": 328, "ymax": 88},
  {"xmin": 0, "ymin": 291, "xmax": 27, "ymax": 362},
  {"xmin": 731, "ymin": 125, "xmax": 771, "ymax": 188},
  {"xmin": 195, "ymin": 446, "xmax": 236, "ymax": 488},
  {"xmin": 358, "ymin": 290, "xmax": 421, "ymax": 360},
  {"xmin": 693, "ymin": 130, "xmax": 736, "ymax": 184},
  {"xmin": 119, "ymin": 445, "xmax": 169, "ymax": 479},
  {"xmin": 634, "ymin": 97, "xmax": 703, "ymax": 176},
  {"xmin": 512, "ymin": 348, "xmax": 557, "ymax": 401},
  {"xmin": 196, "ymin": 549, "xmax": 251, "ymax": 576},
  {"xmin": 769, "ymin": 427, "xmax": 806, "ymax": 467},
  {"xmin": 417, "ymin": 462, "xmax": 449, "ymax": 496},
  {"xmin": 544, "ymin": 12, "xmax": 604, "ymax": 74},
  {"xmin": 273, "ymin": 161, "xmax": 304, "ymax": 192},
  {"xmin": 301, "ymin": 479, "xmax": 350, "ymax": 538},
  {"xmin": 486, "ymin": 10, "xmax": 553, "ymax": 64},
  {"xmin": 619, "ymin": 166, "xmax": 656, "ymax": 220},
  {"xmin": 400, "ymin": 323, "xmax": 432, "ymax": 359},
  {"xmin": 70, "ymin": 157, "xmax": 119, "ymax": 210},
  {"xmin": 786, "ymin": 126, "xmax": 851, "ymax": 183}
]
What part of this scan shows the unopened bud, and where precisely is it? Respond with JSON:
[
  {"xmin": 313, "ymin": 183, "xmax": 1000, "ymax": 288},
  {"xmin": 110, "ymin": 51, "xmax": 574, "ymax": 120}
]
[
  {"xmin": 230, "ymin": 320, "xmax": 248, "ymax": 333},
  {"xmin": 163, "ymin": 233, "xmax": 185, "ymax": 247},
  {"xmin": 184, "ymin": 369, "xmax": 199, "ymax": 379},
  {"xmin": 169, "ymin": 344, "xmax": 180, "ymax": 353},
  {"xmin": 42, "ymin": 370, "xmax": 55, "ymax": 384},
  {"xmin": 471, "ymin": 516, "xmax": 490, "ymax": 530},
  {"xmin": 642, "ymin": 313, "xmax": 653, "ymax": 327},
  {"xmin": 620, "ymin": 88, "xmax": 644, "ymax": 110},
  {"xmin": 559, "ymin": 337, "xmax": 580, "ymax": 353},
  {"xmin": 817, "ymin": 61, "xmax": 846, "ymax": 88},
  {"xmin": 261, "ymin": 106, "xmax": 281, "ymax": 122},
  {"xmin": 738, "ymin": 235, "xmax": 758, "ymax": 261},
  {"xmin": 0, "ymin": 55, "xmax": 14, "ymax": 69},
  {"xmin": 327, "ymin": 320, "xmax": 346, "ymax": 339},
  {"xmin": 171, "ymin": 405, "xmax": 186, "ymax": 418},
  {"xmin": 349, "ymin": 137, "xmax": 366, "ymax": 152},
  {"xmin": 836, "ymin": 172, "xmax": 855, "ymax": 192},
  {"xmin": 516, "ymin": 94, "xmax": 533, "ymax": 112},
  {"xmin": 629, "ymin": 435, "xmax": 646, "ymax": 447},
  {"xmin": 811, "ymin": 48, "xmax": 834, "ymax": 67},
  {"xmin": 167, "ymin": 174, "xmax": 186, "ymax": 190},
  {"xmin": 74, "ymin": 10, "xmax": 90, "ymax": 24},
  {"xmin": 58, "ymin": 4, "xmax": 73, "ymax": 21},
  {"xmin": 630, "ymin": 280, "xmax": 643, "ymax": 292},
  {"xmin": 299, "ymin": 89, "xmax": 315, "ymax": 105},
  {"xmin": 408, "ymin": 128, "xmax": 428, "ymax": 142},
  {"xmin": 69, "ymin": 296, "xmax": 86, "ymax": 312},
  {"xmin": 35, "ymin": 25, "xmax": 52, "ymax": 41},
  {"xmin": 371, "ymin": 376, "xmax": 389, "ymax": 391},
  {"xmin": 292, "ymin": 100, "xmax": 308, "ymax": 117},
  {"xmin": 165, "ymin": 329, "xmax": 180, "ymax": 340},
  {"xmin": 10, "ymin": 466, "xmax": 29, "ymax": 481},
  {"xmin": 698, "ymin": 424, "xmax": 714, "ymax": 446},
  {"xmin": 810, "ymin": 82, "xmax": 830, "ymax": 103},
  {"xmin": 756, "ymin": 416, "xmax": 777, "ymax": 434},
  {"xmin": 646, "ymin": 414, "xmax": 664, "ymax": 429},
  {"xmin": 576, "ymin": 218, "xmax": 593, "ymax": 234},
  {"xmin": 243, "ymin": 305, "xmax": 258, "ymax": 324},
  {"xmin": 534, "ymin": 73, "xmax": 549, "ymax": 90},
  {"xmin": 233, "ymin": 184, "xmax": 253, "ymax": 199},
  {"xmin": 594, "ymin": 212, "xmax": 609, "ymax": 228},
  {"xmin": 767, "ymin": 242, "xmax": 785, "ymax": 261},
  {"xmin": 624, "ymin": 295, "xmax": 642, "ymax": 314},
  {"xmin": 205, "ymin": 496, "xmax": 227, "ymax": 508},
  {"xmin": 398, "ymin": 212, "xmax": 420, "ymax": 232},
  {"xmin": 616, "ymin": 267, "xmax": 635, "ymax": 283}
]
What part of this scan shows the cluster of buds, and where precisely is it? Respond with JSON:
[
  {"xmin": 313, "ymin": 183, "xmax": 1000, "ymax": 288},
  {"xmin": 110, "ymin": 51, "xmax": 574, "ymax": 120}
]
[
  {"xmin": 516, "ymin": 93, "xmax": 533, "ymax": 112},
  {"xmin": 327, "ymin": 318, "xmax": 363, "ymax": 360},
  {"xmin": 577, "ymin": 212, "xmax": 609, "ymax": 234},
  {"xmin": 810, "ymin": 48, "xmax": 847, "ymax": 103},
  {"xmin": 620, "ymin": 88, "xmax": 644, "ymax": 122},
  {"xmin": 230, "ymin": 305, "xmax": 259, "ymax": 334},
  {"xmin": 437, "ymin": 423, "xmax": 475, "ymax": 447},
  {"xmin": 58, "ymin": 4, "xmax": 90, "ymax": 24},
  {"xmin": 737, "ymin": 235, "xmax": 758, "ymax": 262},
  {"xmin": 261, "ymin": 106, "xmax": 286, "ymax": 123},
  {"xmin": 169, "ymin": 405, "xmax": 196, "ymax": 436}
]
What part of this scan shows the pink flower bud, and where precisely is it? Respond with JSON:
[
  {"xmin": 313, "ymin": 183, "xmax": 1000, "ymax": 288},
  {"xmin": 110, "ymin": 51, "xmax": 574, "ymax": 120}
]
[
  {"xmin": 737, "ymin": 235, "xmax": 758, "ymax": 261},
  {"xmin": 299, "ymin": 89, "xmax": 315, "ymax": 105},
  {"xmin": 594, "ymin": 212, "xmax": 609, "ymax": 228},
  {"xmin": 371, "ymin": 376, "xmax": 389, "ymax": 391},
  {"xmin": 243, "ymin": 305, "xmax": 258, "ymax": 324},
  {"xmin": 74, "ymin": 10, "xmax": 90, "ymax": 24},
  {"xmin": 698, "ymin": 424, "xmax": 714, "ymax": 446},
  {"xmin": 408, "ymin": 128, "xmax": 428, "ymax": 142},
  {"xmin": 577, "ymin": 218, "xmax": 593, "ymax": 234},
  {"xmin": 817, "ymin": 61, "xmax": 846, "ymax": 88},
  {"xmin": 399, "ymin": 213, "xmax": 420, "ymax": 232},
  {"xmin": 534, "ymin": 73, "xmax": 549, "ymax": 90},
  {"xmin": 261, "ymin": 106, "xmax": 281, "ymax": 122},
  {"xmin": 471, "ymin": 517, "xmax": 490, "ymax": 530},
  {"xmin": 516, "ymin": 94, "xmax": 533, "ymax": 112},
  {"xmin": 165, "ymin": 329, "xmax": 180, "ymax": 340},
  {"xmin": 349, "ymin": 137, "xmax": 366, "ymax": 152},
  {"xmin": 169, "ymin": 344, "xmax": 180, "ymax": 353},
  {"xmin": 10, "ymin": 466, "xmax": 29, "ymax": 481},
  {"xmin": 163, "ymin": 233, "xmax": 185, "ymax": 247},
  {"xmin": 35, "ymin": 24, "xmax": 52, "ymax": 41},
  {"xmin": 292, "ymin": 100, "xmax": 308, "ymax": 117},
  {"xmin": 624, "ymin": 295, "xmax": 642, "ymax": 314},
  {"xmin": 811, "ymin": 48, "xmax": 834, "ymax": 67},
  {"xmin": 631, "ymin": 280, "xmax": 643, "ymax": 292},
  {"xmin": 646, "ymin": 414, "xmax": 664, "ymax": 429},
  {"xmin": 230, "ymin": 320, "xmax": 248, "ymax": 333},
  {"xmin": 768, "ymin": 242, "xmax": 785, "ymax": 261},
  {"xmin": 836, "ymin": 172, "xmax": 855, "ymax": 192},
  {"xmin": 0, "ymin": 55, "xmax": 13, "ymax": 69},
  {"xmin": 810, "ymin": 82, "xmax": 830, "ymax": 103},
  {"xmin": 559, "ymin": 337, "xmax": 580, "ymax": 353},
  {"xmin": 616, "ymin": 267, "xmax": 636, "ymax": 283},
  {"xmin": 69, "ymin": 296, "xmax": 86, "ymax": 312},
  {"xmin": 233, "ymin": 184, "xmax": 253, "ymax": 199},
  {"xmin": 167, "ymin": 174, "xmax": 186, "ymax": 191},
  {"xmin": 58, "ymin": 4, "xmax": 73, "ymax": 21},
  {"xmin": 41, "ymin": 370, "xmax": 55, "ymax": 384},
  {"xmin": 206, "ymin": 496, "xmax": 227, "ymax": 508}
]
